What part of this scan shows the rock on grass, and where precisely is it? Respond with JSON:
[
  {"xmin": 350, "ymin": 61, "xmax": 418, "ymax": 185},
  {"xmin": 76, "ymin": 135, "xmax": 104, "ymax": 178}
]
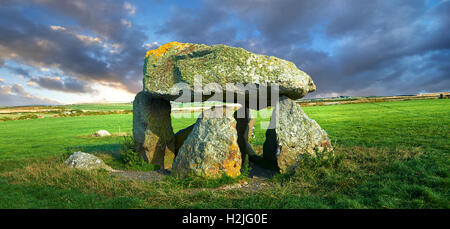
[
  {"xmin": 92, "ymin": 129, "xmax": 111, "ymax": 137},
  {"xmin": 65, "ymin": 152, "xmax": 113, "ymax": 171}
]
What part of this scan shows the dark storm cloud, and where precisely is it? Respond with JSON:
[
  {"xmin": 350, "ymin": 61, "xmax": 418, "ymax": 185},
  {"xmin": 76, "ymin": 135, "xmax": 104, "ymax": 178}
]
[
  {"xmin": 31, "ymin": 0, "xmax": 139, "ymax": 44},
  {"xmin": 1, "ymin": 0, "xmax": 448, "ymax": 101},
  {"xmin": 159, "ymin": 0, "xmax": 450, "ymax": 97},
  {"xmin": 4, "ymin": 65, "xmax": 31, "ymax": 78},
  {"xmin": 30, "ymin": 76, "xmax": 95, "ymax": 93},
  {"xmin": 157, "ymin": 5, "xmax": 237, "ymax": 45},
  {"xmin": 0, "ymin": 0, "xmax": 147, "ymax": 94},
  {"xmin": 0, "ymin": 11, "xmax": 112, "ymax": 82}
]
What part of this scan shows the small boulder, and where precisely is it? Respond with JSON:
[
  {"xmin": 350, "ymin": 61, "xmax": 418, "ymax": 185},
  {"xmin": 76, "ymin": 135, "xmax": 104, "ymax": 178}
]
[
  {"xmin": 172, "ymin": 106, "xmax": 242, "ymax": 179},
  {"xmin": 263, "ymin": 96, "xmax": 332, "ymax": 174},
  {"xmin": 65, "ymin": 152, "xmax": 113, "ymax": 171},
  {"xmin": 92, "ymin": 130, "xmax": 111, "ymax": 137}
]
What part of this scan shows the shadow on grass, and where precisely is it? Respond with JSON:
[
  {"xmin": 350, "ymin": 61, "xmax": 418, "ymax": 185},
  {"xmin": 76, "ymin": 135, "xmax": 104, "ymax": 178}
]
[
  {"xmin": 247, "ymin": 155, "xmax": 279, "ymax": 178},
  {"xmin": 65, "ymin": 143, "xmax": 125, "ymax": 170}
]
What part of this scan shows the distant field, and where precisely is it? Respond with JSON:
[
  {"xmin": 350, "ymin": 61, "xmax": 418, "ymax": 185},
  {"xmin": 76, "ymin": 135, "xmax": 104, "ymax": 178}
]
[
  {"xmin": 64, "ymin": 103, "xmax": 133, "ymax": 111},
  {"xmin": 0, "ymin": 99, "xmax": 448, "ymax": 208},
  {"xmin": 299, "ymin": 93, "xmax": 449, "ymax": 107},
  {"xmin": 0, "ymin": 103, "xmax": 133, "ymax": 121}
]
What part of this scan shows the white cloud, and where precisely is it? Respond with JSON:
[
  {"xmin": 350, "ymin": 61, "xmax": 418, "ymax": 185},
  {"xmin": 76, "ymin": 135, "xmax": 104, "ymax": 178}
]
[
  {"xmin": 144, "ymin": 42, "xmax": 159, "ymax": 49},
  {"xmin": 121, "ymin": 19, "xmax": 132, "ymax": 28},
  {"xmin": 0, "ymin": 85, "xmax": 11, "ymax": 94},
  {"xmin": 57, "ymin": 82, "xmax": 135, "ymax": 104},
  {"xmin": 26, "ymin": 81, "xmax": 36, "ymax": 87},
  {"xmin": 90, "ymin": 83, "xmax": 135, "ymax": 103},
  {"xmin": 103, "ymin": 43, "xmax": 122, "ymax": 54},
  {"xmin": 123, "ymin": 2, "xmax": 136, "ymax": 15},
  {"xmin": 76, "ymin": 34, "xmax": 102, "ymax": 45},
  {"xmin": 49, "ymin": 25, "xmax": 66, "ymax": 31},
  {"xmin": 48, "ymin": 25, "xmax": 104, "ymax": 47},
  {"xmin": 44, "ymin": 76, "xmax": 61, "ymax": 81}
]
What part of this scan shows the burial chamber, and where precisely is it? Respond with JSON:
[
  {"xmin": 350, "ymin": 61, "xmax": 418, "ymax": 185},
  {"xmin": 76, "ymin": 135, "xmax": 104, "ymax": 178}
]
[{"xmin": 133, "ymin": 42, "xmax": 332, "ymax": 177}]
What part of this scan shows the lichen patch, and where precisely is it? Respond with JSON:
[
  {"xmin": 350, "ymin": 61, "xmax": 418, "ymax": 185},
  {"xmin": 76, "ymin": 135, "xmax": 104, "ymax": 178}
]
[{"xmin": 145, "ymin": 41, "xmax": 191, "ymax": 58}]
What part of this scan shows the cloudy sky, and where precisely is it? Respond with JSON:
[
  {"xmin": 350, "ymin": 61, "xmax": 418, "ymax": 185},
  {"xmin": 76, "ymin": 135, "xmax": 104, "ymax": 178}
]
[{"xmin": 0, "ymin": 0, "xmax": 449, "ymax": 106}]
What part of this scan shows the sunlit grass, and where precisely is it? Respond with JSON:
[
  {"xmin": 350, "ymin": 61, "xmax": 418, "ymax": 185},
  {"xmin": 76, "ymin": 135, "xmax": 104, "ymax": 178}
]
[{"xmin": 0, "ymin": 99, "xmax": 448, "ymax": 208}]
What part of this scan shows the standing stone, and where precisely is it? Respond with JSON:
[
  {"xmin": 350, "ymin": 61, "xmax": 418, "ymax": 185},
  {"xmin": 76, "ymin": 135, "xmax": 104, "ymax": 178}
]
[
  {"xmin": 133, "ymin": 91, "xmax": 175, "ymax": 169},
  {"xmin": 172, "ymin": 106, "xmax": 242, "ymax": 179},
  {"xmin": 234, "ymin": 107, "xmax": 256, "ymax": 159},
  {"xmin": 263, "ymin": 96, "xmax": 332, "ymax": 174}
]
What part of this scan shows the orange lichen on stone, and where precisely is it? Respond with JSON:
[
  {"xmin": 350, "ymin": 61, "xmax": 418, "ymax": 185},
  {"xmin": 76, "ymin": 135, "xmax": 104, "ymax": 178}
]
[
  {"xmin": 222, "ymin": 136, "xmax": 241, "ymax": 178},
  {"xmin": 145, "ymin": 41, "xmax": 191, "ymax": 58},
  {"xmin": 207, "ymin": 163, "xmax": 221, "ymax": 177}
]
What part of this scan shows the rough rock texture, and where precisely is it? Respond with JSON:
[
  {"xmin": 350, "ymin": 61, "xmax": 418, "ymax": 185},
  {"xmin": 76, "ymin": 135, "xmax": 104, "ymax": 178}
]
[
  {"xmin": 174, "ymin": 124, "xmax": 195, "ymax": 155},
  {"xmin": 248, "ymin": 119, "xmax": 255, "ymax": 140},
  {"xmin": 172, "ymin": 106, "xmax": 242, "ymax": 179},
  {"xmin": 92, "ymin": 129, "xmax": 111, "ymax": 137},
  {"xmin": 234, "ymin": 107, "xmax": 256, "ymax": 158},
  {"xmin": 65, "ymin": 152, "xmax": 112, "ymax": 171},
  {"xmin": 133, "ymin": 91, "xmax": 175, "ymax": 169},
  {"xmin": 143, "ymin": 42, "xmax": 315, "ymax": 103},
  {"xmin": 263, "ymin": 96, "xmax": 332, "ymax": 174}
]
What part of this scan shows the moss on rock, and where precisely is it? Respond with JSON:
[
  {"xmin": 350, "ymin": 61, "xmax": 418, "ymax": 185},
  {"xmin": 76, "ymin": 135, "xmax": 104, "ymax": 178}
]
[{"xmin": 143, "ymin": 42, "xmax": 316, "ymax": 102}]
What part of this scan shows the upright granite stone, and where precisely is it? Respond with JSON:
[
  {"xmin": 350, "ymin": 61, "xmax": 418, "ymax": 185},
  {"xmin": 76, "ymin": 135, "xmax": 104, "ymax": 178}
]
[
  {"xmin": 234, "ymin": 107, "xmax": 256, "ymax": 159},
  {"xmin": 133, "ymin": 91, "xmax": 175, "ymax": 169},
  {"xmin": 263, "ymin": 96, "xmax": 332, "ymax": 174},
  {"xmin": 143, "ymin": 42, "xmax": 316, "ymax": 105},
  {"xmin": 172, "ymin": 106, "xmax": 242, "ymax": 179}
]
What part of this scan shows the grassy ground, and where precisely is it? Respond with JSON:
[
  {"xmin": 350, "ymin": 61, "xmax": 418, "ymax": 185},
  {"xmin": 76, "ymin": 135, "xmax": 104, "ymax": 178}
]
[{"xmin": 0, "ymin": 99, "xmax": 448, "ymax": 208}]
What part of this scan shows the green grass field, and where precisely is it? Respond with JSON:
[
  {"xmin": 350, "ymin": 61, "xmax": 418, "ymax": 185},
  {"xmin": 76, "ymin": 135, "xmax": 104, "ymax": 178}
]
[
  {"xmin": 0, "ymin": 99, "xmax": 448, "ymax": 208},
  {"xmin": 64, "ymin": 103, "xmax": 133, "ymax": 111}
]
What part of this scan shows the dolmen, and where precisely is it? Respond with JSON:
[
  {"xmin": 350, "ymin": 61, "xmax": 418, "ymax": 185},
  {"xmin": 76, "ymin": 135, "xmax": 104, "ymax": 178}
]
[{"xmin": 133, "ymin": 41, "xmax": 332, "ymax": 178}]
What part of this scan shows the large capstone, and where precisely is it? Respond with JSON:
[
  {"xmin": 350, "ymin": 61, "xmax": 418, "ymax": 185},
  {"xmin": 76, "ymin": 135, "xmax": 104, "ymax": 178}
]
[
  {"xmin": 172, "ymin": 106, "xmax": 242, "ymax": 179},
  {"xmin": 133, "ymin": 91, "xmax": 175, "ymax": 169},
  {"xmin": 263, "ymin": 96, "xmax": 333, "ymax": 174},
  {"xmin": 143, "ymin": 42, "xmax": 316, "ymax": 106}
]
